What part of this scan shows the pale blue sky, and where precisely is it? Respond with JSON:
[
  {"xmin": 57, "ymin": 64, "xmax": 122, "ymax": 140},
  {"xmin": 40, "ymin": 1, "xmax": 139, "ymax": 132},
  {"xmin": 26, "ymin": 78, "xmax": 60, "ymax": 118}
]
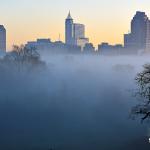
[{"xmin": 0, "ymin": 0, "xmax": 150, "ymax": 49}]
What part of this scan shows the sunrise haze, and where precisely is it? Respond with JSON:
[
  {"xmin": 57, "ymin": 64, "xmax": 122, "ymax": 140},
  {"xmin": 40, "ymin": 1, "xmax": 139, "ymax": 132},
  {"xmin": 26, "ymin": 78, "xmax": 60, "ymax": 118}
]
[{"xmin": 1, "ymin": 0, "xmax": 150, "ymax": 50}]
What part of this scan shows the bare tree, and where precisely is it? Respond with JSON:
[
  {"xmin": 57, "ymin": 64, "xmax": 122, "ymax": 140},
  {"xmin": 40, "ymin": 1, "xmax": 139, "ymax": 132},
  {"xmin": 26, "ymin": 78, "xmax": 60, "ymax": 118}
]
[
  {"xmin": 2, "ymin": 45, "xmax": 45, "ymax": 72},
  {"xmin": 131, "ymin": 64, "xmax": 150, "ymax": 122}
]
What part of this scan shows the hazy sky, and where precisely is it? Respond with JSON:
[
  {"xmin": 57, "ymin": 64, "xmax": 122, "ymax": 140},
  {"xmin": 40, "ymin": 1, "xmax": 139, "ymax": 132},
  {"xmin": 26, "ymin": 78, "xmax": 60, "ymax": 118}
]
[{"xmin": 1, "ymin": 0, "xmax": 150, "ymax": 49}]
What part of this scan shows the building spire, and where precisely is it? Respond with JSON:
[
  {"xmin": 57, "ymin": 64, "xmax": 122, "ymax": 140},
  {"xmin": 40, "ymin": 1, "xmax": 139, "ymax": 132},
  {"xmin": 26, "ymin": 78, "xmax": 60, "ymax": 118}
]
[{"xmin": 67, "ymin": 11, "xmax": 72, "ymax": 19}]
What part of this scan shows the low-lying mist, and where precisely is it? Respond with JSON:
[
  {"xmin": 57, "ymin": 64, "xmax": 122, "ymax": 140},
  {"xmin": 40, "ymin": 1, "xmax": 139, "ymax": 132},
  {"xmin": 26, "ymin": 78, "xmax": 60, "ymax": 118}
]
[{"xmin": 0, "ymin": 52, "xmax": 150, "ymax": 150}]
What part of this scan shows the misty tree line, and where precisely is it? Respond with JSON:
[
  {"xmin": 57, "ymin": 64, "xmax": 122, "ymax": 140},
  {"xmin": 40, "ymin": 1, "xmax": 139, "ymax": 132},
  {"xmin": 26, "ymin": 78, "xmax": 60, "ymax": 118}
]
[
  {"xmin": 1, "ymin": 44, "xmax": 150, "ymax": 124},
  {"xmin": 0, "ymin": 45, "xmax": 45, "ymax": 73}
]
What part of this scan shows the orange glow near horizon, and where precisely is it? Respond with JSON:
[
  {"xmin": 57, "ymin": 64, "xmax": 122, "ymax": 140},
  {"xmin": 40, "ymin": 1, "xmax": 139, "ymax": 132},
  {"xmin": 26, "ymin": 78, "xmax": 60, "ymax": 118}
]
[
  {"xmin": 6, "ymin": 16, "xmax": 130, "ymax": 50},
  {"xmin": 1, "ymin": 0, "xmax": 150, "ymax": 50}
]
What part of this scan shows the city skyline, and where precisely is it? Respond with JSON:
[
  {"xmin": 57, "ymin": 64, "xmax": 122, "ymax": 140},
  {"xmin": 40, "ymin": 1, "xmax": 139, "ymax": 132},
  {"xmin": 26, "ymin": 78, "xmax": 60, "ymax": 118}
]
[{"xmin": 1, "ymin": 0, "xmax": 150, "ymax": 49}]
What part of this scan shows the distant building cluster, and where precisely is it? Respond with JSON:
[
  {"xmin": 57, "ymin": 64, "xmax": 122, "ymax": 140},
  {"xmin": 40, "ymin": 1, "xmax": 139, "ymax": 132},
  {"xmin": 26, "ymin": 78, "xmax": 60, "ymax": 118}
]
[
  {"xmin": 98, "ymin": 11, "xmax": 150, "ymax": 55},
  {"xmin": 2, "ymin": 11, "xmax": 150, "ymax": 55},
  {"xmin": 98, "ymin": 43, "xmax": 123, "ymax": 55},
  {"xmin": 26, "ymin": 11, "xmax": 150, "ymax": 55},
  {"xmin": 25, "ymin": 38, "xmax": 81, "ymax": 54},
  {"xmin": 26, "ymin": 12, "xmax": 95, "ymax": 54}
]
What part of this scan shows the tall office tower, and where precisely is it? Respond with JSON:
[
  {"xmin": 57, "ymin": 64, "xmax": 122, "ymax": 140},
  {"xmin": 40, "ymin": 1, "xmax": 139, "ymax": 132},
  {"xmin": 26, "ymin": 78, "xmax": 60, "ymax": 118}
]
[
  {"xmin": 124, "ymin": 11, "xmax": 148, "ymax": 51},
  {"xmin": 131, "ymin": 11, "xmax": 148, "ymax": 49},
  {"xmin": 74, "ymin": 23, "xmax": 85, "ymax": 44},
  {"xmin": 146, "ymin": 20, "xmax": 150, "ymax": 52},
  {"xmin": 73, "ymin": 23, "xmax": 89, "ymax": 50},
  {"xmin": 0, "ymin": 25, "xmax": 6, "ymax": 51},
  {"xmin": 65, "ymin": 11, "xmax": 74, "ymax": 45}
]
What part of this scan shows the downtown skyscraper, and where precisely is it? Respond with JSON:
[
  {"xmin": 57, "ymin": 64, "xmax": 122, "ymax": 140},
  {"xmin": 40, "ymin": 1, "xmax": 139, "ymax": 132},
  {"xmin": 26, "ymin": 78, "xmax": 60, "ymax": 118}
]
[
  {"xmin": 65, "ymin": 12, "xmax": 74, "ymax": 45},
  {"xmin": 0, "ymin": 25, "xmax": 6, "ymax": 51},
  {"xmin": 65, "ymin": 12, "xmax": 89, "ymax": 50},
  {"xmin": 124, "ymin": 11, "xmax": 149, "ymax": 52}
]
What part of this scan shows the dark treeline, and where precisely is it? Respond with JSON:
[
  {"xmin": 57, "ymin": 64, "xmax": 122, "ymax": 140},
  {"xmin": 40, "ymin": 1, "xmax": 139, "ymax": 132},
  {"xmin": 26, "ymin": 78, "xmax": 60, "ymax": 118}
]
[{"xmin": 0, "ymin": 45, "xmax": 45, "ymax": 73}]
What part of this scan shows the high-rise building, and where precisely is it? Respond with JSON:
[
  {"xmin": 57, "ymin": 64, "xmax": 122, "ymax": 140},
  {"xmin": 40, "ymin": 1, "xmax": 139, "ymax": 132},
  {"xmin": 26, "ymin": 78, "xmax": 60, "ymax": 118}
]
[
  {"xmin": 74, "ymin": 23, "xmax": 85, "ymax": 44},
  {"xmin": 131, "ymin": 11, "xmax": 148, "ymax": 49},
  {"xmin": 0, "ymin": 25, "xmax": 6, "ymax": 51},
  {"xmin": 65, "ymin": 12, "xmax": 89, "ymax": 50},
  {"xmin": 73, "ymin": 23, "xmax": 89, "ymax": 49},
  {"xmin": 124, "ymin": 11, "xmax": 148, "ymax": 51},
  {"xmin": 146, "ymin": 20, "xmax": 150, "ymax": 52},
  {"xmin": 65, "ymin": 11, "xmax": 74, "ymax": 45}
]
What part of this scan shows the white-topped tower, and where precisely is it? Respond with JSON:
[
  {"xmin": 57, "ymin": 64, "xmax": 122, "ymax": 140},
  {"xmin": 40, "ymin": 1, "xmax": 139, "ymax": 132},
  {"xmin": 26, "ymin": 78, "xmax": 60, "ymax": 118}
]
[{"xmin": 65, "ymin": 11, "xmax": 74, "ymax": 45}]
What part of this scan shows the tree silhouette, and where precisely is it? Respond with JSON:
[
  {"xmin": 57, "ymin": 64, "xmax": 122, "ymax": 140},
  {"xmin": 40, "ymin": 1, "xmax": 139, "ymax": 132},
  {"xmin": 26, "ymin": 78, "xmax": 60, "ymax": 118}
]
[
  {"xmin": 0, "ymin": 45, "xmax": 45, "ymax": 72},
  {"xmin": 131, "ymin": 64, "xmax": 150, "ymax": 122}
]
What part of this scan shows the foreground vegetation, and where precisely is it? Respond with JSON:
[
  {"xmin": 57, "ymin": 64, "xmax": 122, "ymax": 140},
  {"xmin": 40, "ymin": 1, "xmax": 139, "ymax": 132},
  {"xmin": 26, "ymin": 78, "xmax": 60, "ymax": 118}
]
[{"xmin": 0, "ymin": 45, "xmax": 45, "ymax": 73}]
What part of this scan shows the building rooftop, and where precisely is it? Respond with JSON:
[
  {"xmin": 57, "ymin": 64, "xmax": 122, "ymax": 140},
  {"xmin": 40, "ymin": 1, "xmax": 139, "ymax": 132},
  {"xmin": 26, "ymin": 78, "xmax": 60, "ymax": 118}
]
[{"xmin": 0, "ymin": 25, "xmax": 6, "ymax": 31}]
